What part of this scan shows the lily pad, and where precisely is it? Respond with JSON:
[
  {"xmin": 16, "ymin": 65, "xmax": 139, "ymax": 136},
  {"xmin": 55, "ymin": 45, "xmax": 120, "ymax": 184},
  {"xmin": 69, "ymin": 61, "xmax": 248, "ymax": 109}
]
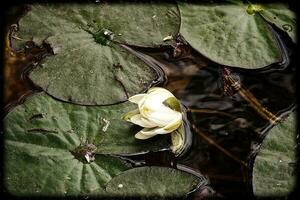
[
  {"xmin": 260, "ymin": 4, "xmax": 296, "ymax": 43},
  {"xmin": 11, "ymin": 3, "xmax": 180, "ymax": 105},
  {"xmin": 252, "ymin": 113, "xmax": 296, "ymax": 196},
  {"xmin": 13, "ymin": 3, "xmax": 180, "ymax": 49},
  {"xmin": 4, "ymin": 92, "xmax": 170, "ymax": 156},
  {"xmin": 106, "ymin": 166, "xmax": 202, "ymax": 197},
  {"xmin": 178, "ymin": 2, "xmax": 284, "ymax": 69},
  {"xmin": 4, "ymin": 149, "xmax": 129, "ymax": 196}
]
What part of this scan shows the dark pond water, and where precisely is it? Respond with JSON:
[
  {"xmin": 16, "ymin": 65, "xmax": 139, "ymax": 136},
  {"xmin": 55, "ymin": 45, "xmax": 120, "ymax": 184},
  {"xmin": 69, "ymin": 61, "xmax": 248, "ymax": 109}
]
[
  {"xmin": 3, "ymin": 5, "xmax": 296, "ymax": 199},
  {"xmin": 121, "ymin": 26, "xmax": 296, "ymax": 199}
]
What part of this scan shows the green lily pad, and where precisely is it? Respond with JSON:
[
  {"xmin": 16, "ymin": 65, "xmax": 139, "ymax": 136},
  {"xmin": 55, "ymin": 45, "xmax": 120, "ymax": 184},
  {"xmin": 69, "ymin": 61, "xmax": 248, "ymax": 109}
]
[
  {"xmin": 106, "ymin": 166, "xmax": 202, "ymax": 197},
  {"xmin": 260, "ymin": 4, "xmax": 296, "ymax": 43},
  {"xmin": 13, "ymin": 3, "xmax": 180, "ymax": 49},
  {"xmin": 12, "ymin": 3, "xmax": 180, "ymax": 105},
  {"xmin": 4, "ymin": 92, "xmax": 170, "ymax": 156},
  {"xmin": 252, "ymin": 113, "xmax": 296, "ymax": 196},
  {"xmin": 4, "ymin": 148, "xmax": 129, "ymax": 196},
  {"xmin": 178, "ymin": 2, "xmax": 284, "ymax": 69}
]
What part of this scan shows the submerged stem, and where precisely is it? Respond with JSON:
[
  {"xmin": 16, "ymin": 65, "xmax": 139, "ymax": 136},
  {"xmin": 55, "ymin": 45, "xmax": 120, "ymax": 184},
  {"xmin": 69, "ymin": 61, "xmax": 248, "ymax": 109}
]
[
  {"xmin": 191, "ymin": 124, "xmax": 247, "ymax": 167},
  {"xmin": 223, "ymin": 67, "xmax": 280, "ymax": 124}
]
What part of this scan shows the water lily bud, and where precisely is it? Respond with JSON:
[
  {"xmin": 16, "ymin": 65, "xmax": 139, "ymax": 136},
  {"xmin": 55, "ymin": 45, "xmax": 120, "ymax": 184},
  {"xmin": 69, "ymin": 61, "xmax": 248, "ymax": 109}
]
[{"xmin": 122, "ymin": 87, "xmax": 185, "ymax": 154}]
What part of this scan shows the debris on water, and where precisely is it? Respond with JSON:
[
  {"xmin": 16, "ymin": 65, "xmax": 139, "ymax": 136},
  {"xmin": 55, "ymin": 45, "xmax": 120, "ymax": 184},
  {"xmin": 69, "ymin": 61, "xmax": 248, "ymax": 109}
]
[
  {"xmin": 102, "ymin": 118, "xmax": 110, "ymax": 132},
  {"xmin": 163, "ymin": 35, "xmax": 173, "ymax": 42},
  {"xmin": 71, "ymin": 141, "xmax": 97, "ymax": 163},
  {"xmin": 103, "ymin": 29, "xmax": 114, "ymax": 40},
  {"xmin": 233, "ymin": 118, "xmax": 250, "ymax": 129}
]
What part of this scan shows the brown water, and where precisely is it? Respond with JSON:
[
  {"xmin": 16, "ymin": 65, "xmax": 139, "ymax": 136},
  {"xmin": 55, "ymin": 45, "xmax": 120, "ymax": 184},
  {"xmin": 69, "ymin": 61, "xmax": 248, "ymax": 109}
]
[{"xmin": 3, "ymin": 5, "xmax": 296, "ymax": 199}]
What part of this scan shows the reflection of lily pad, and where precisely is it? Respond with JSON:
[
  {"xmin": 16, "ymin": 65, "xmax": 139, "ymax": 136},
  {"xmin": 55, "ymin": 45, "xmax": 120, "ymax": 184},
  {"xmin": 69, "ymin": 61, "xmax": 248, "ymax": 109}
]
[
  {"xmin": 178, "ymin": 3, "xmax": 295, "ymax": 69},
  {"xmin": 4, "ymin": 93, "xmax": 170, "ymax": 156},
  {"xmin": 252, "ymin": 113, "xmax": 296, "ymax": 196},
  {"xmin": 12, "ymin": 3, "xmax": 180, "ymax": 105},
  {"xmin": 106, "ymin": 166, "xmax": 202, "ymax": 197}
]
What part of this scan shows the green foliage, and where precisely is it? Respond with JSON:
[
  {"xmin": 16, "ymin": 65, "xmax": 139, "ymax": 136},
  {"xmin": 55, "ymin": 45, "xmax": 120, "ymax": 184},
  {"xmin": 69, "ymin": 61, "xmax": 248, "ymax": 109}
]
[
  {"xmin": 106, "ymin": 166, "xmax": 202, "ymax": 197},
  {"xmin": 178, "ymin": 2, "xmax": 295, "ymax": 69},
  {"xmin": 12, "ymin": 3, "xmax": 180, "ymax": 105},
  {"xmin": 253, "ymin": 113, "xmax": 296, "ymax": 196}
]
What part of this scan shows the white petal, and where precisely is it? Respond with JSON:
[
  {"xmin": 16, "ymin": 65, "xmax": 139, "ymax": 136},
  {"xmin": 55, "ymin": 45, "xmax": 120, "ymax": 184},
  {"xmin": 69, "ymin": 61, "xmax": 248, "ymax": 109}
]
[
  {"xmin": 130, "ymin": 114, "xmax": 157, "ymax": 128},
  {"xmin": 171, "ymin": 129, "xmax": 184, "ymax": 155},
  {"xmin": 140, "ymin": 117, "xmax": 159, "ymax": 128},
  {"xmin": 135, "ymin": 131, "xmax": 155, "ymax": 139},
  {"xmin": 163, "ymin": 113, "xmax": 182, "ymax": 132},
  {"xmin": 146, "ymin": 110, "xmax": 182, "ymax": 127},
  {"xmin": 147, "ymin": 87, "xmax": 172, "ymax": 96},
  {"xmin": 147, "ymin": 87, "xmax": 163, "ymax": 94},
  {"xmin": 121, "ymin": 109, "xmax": 140, "ymax": 121},
  {"xmin": 128, "ymin": 94, "xmax": 146, "ymax": 104},
  {"xmin": 141, "ymin": 127, "xmax": 171, "ymax": 135}
]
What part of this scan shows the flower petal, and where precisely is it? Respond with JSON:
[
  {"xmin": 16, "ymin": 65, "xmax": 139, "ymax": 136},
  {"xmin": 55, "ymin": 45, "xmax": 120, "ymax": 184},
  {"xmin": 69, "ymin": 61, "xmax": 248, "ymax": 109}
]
[
  {"xmin": 147, "ymin": 87, "xmax": 162, "ymax": 94},
  {"xmin": 171, "ymin": 125, "xmax": 185, "ymax": 155},
  {"xmin": 130, "ymin": 114, "xmax": 157, "ymax": 128},
  {"xmin": 141, "ymin": 127, "xmax": 171, "ymax": 135},
  {"xmin": 135, "ymin": 131, "xmax": 155, "ymax": 140},
  {"xmin": 121, "ymin": 109, "xmax": 140, "ymax": 121},
  {"xmin": 135, "ymin": 127, "xmax": 168, "ymax": 140},
  {"xmin": 145, "ymin": 110, "xmax": 182, "ymax": 127},
  {"xmin": 128, "ymin": 94, "xmax": 146, "ymax": 104},
  {"xmin": 163, "ymin": 113, "xmax": 182, "ymax": 132}
]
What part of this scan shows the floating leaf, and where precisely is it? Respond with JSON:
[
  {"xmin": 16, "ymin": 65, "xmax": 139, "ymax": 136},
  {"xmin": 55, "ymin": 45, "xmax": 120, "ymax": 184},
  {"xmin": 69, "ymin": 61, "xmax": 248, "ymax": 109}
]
[
  {"xmin": 252, "ymin": 113, "xmax": 296, "ymax": 196},
  {"xmin": 178, "ymin": 3, "xmax": 283, "ymax": 69},
  {"xmin": 4, "ymin": 92, "xmax": 170, "ymax": 156},
  {"xmin": 260, "ymin": 3, "xmax": 296, "ymax": 43},
  {"xmin": 106, "ymin": 166, "xmax": 203, "ymax": 197},
  {"xmin": 4, "ymin": 148, "xmax": 129, "ymax": 196},
  {"xmin": 11, "ymin": 3, "xmax": 180, "ymax": 105},
  {"xmin": 13, "ymin": 3, "xmax": 180, "ymax": 49}
]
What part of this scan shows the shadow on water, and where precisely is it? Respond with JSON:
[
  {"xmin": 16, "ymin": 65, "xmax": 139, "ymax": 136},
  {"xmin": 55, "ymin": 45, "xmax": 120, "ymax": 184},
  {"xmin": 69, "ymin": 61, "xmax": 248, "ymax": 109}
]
[{"xmin": 3, "ymin": 6, "xmax": 296, "ymax": 200}]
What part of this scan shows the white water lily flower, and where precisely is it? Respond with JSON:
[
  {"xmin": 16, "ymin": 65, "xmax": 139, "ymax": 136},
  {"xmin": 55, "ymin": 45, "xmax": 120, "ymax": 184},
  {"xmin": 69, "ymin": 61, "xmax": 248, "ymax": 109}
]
[{"xmin": 122, "ymin": 87, "xmax": 183, "ymax": 141}]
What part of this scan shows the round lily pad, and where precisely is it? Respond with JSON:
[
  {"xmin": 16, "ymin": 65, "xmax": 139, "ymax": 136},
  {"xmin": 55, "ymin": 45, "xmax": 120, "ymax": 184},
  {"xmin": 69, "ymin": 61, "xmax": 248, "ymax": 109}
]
[
  {"xmin": 106, "ymin": 166, "xmax": 203, "ymax": 197},
  {"xmin": 12, "ymin": 3, "xmax": 180, "ymax": 105},
  {"xmin": 252, "ymin": 113, "xmax": 296, "ymax": 196},
  {"xmin": 178, "ymin": 2, "xmax": 289, "ymax": 69}
]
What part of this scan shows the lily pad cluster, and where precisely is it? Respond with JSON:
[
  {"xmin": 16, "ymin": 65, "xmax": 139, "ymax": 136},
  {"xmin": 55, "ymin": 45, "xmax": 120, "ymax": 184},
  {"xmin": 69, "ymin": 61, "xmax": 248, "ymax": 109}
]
[
  {"xmin": 3, "ymin": 92, "xmax": 201, "ymax": 196},
  {"xmin": 11, "ymin": 2, "xmax": 296, "ymax": 105},
  {"xmin": 12, "ymin": 3, "xmax": 181, "ymax": 105},
  {"xmin": 5, "ymin": 1, "xmax": 297, "ymax": 197}
]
